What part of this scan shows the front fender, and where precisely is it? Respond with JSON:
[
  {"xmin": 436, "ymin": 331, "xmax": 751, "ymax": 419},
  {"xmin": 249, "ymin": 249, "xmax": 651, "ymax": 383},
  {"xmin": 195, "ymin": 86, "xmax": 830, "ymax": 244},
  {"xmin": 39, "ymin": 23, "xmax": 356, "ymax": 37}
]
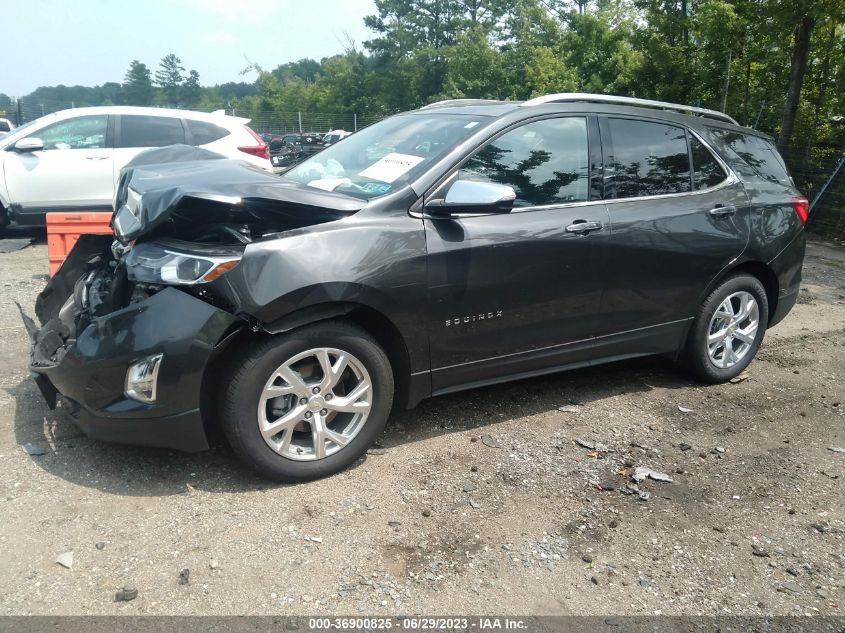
[{"xmin": 210, "ymin": 214, "xmax": 430, "ymax": 373}]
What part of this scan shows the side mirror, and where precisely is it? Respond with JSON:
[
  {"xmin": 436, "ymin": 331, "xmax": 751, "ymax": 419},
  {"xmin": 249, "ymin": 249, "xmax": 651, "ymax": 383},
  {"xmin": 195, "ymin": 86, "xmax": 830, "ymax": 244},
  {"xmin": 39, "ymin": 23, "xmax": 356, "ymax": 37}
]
[
  {"xmin": 14, "ymin": 137, "xmax": 44, "ymax": 153},
  {"xmin": 427, "ymin": 180, "xmax": 516, "ymax": 216}
]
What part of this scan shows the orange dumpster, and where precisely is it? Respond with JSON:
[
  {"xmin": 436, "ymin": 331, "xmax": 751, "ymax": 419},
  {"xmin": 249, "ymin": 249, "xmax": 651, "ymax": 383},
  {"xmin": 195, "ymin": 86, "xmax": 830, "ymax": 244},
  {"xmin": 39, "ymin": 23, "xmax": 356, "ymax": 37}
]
[{"xmin": 46, "ymin": 212, "xmax": 113, "ymax": 275}]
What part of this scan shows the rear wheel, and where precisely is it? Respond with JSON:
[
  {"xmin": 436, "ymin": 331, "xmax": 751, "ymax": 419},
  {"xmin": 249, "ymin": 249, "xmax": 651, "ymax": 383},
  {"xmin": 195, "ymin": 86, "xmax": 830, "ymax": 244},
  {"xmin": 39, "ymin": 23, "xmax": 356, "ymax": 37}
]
[
  {"xmin": 682, "ymin": 274, "xmax": 769, "ymax": 383},
  {"xmin": 221, "ymin": 321, "xmax": 393, "ymax": 482}
]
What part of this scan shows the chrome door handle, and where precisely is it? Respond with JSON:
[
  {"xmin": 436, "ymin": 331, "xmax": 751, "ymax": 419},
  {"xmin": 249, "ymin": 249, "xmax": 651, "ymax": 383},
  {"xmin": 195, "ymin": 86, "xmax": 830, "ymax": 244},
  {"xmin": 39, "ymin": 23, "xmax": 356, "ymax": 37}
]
[
  {"xmin": 565, "ymin": 220, "xmax": 603, "ymax": 234},
  {"xmin": 84, "ymin": 156, "xmax": 109, "ymax": 161},
  {"xmin": 708, "ymin": 205, "xmax": 736, "ymax": 217}
]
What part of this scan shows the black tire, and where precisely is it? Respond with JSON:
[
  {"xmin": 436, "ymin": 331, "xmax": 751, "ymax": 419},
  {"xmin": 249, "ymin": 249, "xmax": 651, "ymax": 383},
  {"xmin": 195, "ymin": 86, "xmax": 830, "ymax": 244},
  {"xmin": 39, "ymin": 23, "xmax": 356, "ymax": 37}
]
[
  {"xmin": 682, "ymin": 273, "xmax": 769, "ymax": 384},
  {"xmin": 221, "ymin": 321, "xmax": 393, "ymax": 482}
]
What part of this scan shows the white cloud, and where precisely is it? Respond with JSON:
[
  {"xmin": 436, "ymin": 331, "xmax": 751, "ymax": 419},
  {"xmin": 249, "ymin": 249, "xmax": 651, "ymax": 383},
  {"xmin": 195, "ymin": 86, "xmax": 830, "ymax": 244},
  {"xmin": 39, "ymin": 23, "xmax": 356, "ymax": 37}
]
[
  {"xmin": 191, "ymin": 30, "xmax": 236, "ymax": 46},
  {"xmin": 177, "ymin": 0, "xmax": 285, "ymax": 16}
]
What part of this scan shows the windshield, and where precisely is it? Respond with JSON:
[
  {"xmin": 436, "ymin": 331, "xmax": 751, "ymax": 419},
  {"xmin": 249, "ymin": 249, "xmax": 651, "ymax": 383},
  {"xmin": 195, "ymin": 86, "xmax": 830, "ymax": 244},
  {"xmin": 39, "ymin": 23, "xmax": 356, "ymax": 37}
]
[
  {"xmin": 0, "ymin": 117, "xmax": 48, "ymax": 146},
  {"xmin": 282, "ymin": 113, "xmax": 487, "ymax": 199}
]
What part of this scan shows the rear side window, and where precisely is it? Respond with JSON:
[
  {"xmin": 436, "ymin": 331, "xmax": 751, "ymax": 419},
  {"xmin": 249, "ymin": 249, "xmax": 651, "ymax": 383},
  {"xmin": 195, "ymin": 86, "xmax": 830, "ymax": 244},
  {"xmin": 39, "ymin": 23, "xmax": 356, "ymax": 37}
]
[
  {"xmin": 186, "ymin": 119, "xmax": 229, "ymax": 145},
  {"xmin": 690, "ymin": 136, "xmax": 727, "ymax": 190},
  {"xmin": 707, "ymin": 129, "xmax": 791, "ymax": 185},
  {"xmin": 459, "ymin": 117, "xmax": 590, "ymax": 206},
  {"xmin": 0, "ymin": 120, "xmax": 10, "ymax": 132},
  {"xmin": 609, "ymin": 118, "xmax": 691, "ymax": 198},
  {"xmin": 117, "ymin": 115, "xmax": 185, "ymax": 148}
]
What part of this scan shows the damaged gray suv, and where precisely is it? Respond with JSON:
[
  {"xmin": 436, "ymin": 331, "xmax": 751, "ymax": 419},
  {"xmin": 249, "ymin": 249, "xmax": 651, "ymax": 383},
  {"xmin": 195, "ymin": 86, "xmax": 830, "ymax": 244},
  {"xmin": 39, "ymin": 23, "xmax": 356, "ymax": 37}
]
[{"xmin": 22, "ymin": 94, "xmax": 807, "ymax": 481}]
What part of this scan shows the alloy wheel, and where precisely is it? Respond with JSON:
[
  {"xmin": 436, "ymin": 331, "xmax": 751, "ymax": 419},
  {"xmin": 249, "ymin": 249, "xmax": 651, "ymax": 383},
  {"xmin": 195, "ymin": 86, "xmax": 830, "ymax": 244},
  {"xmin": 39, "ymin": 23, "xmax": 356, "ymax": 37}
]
[
  {"xmin": 706, "ymin": 291, "xmax": 760, "ymax": 369},
  {"xmin": 257, "ymin": 347, "xmax": 372, "ymax": 461}
]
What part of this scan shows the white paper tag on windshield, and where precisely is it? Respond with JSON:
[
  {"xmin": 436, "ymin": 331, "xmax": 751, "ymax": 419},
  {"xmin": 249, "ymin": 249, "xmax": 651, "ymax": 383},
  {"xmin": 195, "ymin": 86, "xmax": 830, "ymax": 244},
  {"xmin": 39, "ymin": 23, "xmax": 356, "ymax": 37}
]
[
  {"xmin": 359, "ymin": 153, "xmax": 424, "ymax": 183},
  {"xmin": 307, "ymin": 178, "xmax": 349, "ymax": 192}
]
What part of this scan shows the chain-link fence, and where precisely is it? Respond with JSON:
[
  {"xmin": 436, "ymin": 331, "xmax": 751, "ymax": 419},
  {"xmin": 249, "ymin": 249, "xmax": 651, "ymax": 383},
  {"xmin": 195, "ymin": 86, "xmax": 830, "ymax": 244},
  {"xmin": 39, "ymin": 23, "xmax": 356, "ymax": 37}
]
[
  {"xmin": 11, "ymin": 98, "xmax": 383, "ymax": 134},
  {"xmin": 783, "ymin": 146, "xmax": 845, "ymax": 240},
  {"xmin": 237, "ymin": 111, "xmax": 383, "ymax": 134},
  {"xmin": 13, "ymin": 97, "xmax": 75, "ymax": 124}
]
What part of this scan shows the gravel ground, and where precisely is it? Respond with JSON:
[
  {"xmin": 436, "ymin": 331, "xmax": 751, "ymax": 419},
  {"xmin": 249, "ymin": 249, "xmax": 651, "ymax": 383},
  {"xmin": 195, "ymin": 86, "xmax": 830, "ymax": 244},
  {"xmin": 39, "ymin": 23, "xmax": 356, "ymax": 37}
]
[{"xmin": 0, "ymin": 231, "xmax": 843, "ymax": 616}]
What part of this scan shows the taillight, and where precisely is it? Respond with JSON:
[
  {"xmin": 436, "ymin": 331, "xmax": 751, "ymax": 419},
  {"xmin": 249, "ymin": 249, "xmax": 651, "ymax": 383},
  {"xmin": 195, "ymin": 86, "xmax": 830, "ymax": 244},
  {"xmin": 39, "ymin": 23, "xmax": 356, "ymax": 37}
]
[
  {"xmin": 238, "ymin": 126, "xmax": 269, "ymax": 160},
  {"xmin": 791, "ymin": 195, "xmax": 809, "ymax": 225}
]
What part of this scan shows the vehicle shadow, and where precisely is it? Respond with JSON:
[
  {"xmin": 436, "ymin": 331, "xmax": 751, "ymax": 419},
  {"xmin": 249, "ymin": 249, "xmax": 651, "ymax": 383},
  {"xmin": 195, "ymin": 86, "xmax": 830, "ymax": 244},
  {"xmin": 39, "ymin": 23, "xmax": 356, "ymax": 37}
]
[
  {"xmin": 0, "ymin": 225, "xmax": 47, "ymax": 239},
  {"xmin": 11, "ymin": 355, "xmax": 693, "ymax": 498},
  {"xmin": 0, "ymin": 225, "xmax": 47, "ymax": 248}
]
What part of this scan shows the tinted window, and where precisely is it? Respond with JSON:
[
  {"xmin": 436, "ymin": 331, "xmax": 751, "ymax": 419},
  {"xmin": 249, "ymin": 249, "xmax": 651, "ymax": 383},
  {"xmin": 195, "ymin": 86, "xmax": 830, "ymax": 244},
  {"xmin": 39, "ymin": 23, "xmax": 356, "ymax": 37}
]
[
  {"xmin": 707, "ymin": 129, "xmax": 791, "ymax": 185},
  {"xmin": 37, "ymin": 115, "xmax": 108, "ymax": 150},
  {"xmin": 691, "ymin": 136, "xmax": 727, "ymax": 189},
  {"xmin": 459, "ymin": 117, "xmax": 589, "ymax": 207},
  {"xmin": 0, "ymin": 120, "xmax": 10, "ymax": 132},
  {"xmin": 609, "ymin": 119, "xmax": 691, "ymax": 198},
  {"xmin": 187, "ymin": 119, "xmax": 229, "ymax": 145},
  {"xmin": 117, "ymin": 115, "xmax": 184, "ymax": 148}
]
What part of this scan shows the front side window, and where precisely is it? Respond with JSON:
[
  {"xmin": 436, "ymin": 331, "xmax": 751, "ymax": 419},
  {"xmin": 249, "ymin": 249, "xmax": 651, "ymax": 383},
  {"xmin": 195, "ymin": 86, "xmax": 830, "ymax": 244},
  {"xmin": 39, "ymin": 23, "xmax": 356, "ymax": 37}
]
[
  {"xmin": 283, "ymin": 113, "xmax": 487, "ymax": 199},
  {"xmin": 37, "ymin": 115, "xmax": 107, "ymax": 150},
  {"xmin": 690, "ymin": 136, "xmax": 727, "ymax": 190},
  {"xmin": 458, "ymin": 117, "xmax": 590, "ymax": 207},
  {"xmin": 609, "ymin": 118, "xmax": 691, "ymax": 198},
  {"xmin": 117, "ymin": 115, "xmax": 184, "ymax": 148}
]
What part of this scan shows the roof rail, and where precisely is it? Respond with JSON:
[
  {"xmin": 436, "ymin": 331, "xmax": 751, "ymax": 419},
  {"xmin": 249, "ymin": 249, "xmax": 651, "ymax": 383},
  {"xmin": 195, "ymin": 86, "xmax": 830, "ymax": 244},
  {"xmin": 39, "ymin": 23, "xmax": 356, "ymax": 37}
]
[
  {"xmin": 419, "ymin": 99, "xmax": 513, "ymax": 110},
  {"xmin": 521, "ymin": 93, "xmax": 738, "ymax": 125}
]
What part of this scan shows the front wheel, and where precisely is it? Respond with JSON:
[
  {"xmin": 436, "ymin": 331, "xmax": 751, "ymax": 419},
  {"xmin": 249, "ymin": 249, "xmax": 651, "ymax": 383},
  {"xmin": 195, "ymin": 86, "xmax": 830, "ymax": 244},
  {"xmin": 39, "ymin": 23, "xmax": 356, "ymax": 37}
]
[
  {"xmin": 221, "ymin": 321, "xmax": 394, "ymax": 482},
  {"xmin": 682, "ymin": 274, "xmax": 769, "ymax": 383}
]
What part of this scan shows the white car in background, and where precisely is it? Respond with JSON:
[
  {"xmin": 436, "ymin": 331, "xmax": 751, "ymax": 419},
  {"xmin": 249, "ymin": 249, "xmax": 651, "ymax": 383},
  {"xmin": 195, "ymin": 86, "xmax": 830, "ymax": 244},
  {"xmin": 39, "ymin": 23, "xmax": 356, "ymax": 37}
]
[
  {"xmin": 322, "ymin": 129, "xmax": 352, "ymax": 146},
  {"xmin": 0, "ymin": 106, "xmax": 271, "ymax": 227}
]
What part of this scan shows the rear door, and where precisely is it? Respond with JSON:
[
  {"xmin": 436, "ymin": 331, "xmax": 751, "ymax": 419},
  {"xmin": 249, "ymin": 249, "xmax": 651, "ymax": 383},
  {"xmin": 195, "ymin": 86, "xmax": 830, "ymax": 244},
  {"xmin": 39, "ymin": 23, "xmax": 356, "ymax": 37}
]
[
  {"xmin": 4, "ymin": 114, "xmax": 113, "ymax": 210},
  {"xmin": 424, "ymin": 115, "xmax": 610, "ymax": 391},
  {"xmin": 596, "ymin": 116, "xmax": 749, "ymax": 352},
  {"xmin": 112, "ymin": 114, "xmax": 186, "ymax": 181}
]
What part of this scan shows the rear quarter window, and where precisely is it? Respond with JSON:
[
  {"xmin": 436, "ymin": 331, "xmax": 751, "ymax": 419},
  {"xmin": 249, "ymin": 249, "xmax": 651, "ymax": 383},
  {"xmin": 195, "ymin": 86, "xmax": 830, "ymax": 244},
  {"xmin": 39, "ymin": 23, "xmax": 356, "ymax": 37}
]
[
  {"xmin": 705, "ymin": 128, "xmax": 792, "ymax": 186},
  {"xmin": 186, "ymin": 119, "xmax": 230, "ymax": 145}
]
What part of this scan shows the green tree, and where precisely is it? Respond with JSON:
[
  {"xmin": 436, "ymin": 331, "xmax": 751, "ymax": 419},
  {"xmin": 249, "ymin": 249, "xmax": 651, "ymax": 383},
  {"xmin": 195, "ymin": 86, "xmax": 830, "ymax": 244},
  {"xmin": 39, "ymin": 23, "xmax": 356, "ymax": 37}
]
[
  {"xmin": 154, "ymin": 54, "xmax": 185, "ymax": 106},
  {"xmin": 182, "ymin": 69, "xmax": 202, "ymax": 107},
  {"xmin": 561, "ymin": 5, "xmax": 640, "ymax": 94},
  {"xmin": 123, "ymin": 61, "xmax": 153, "ymax": 106},
  {"xmin": 442, "ymin": 25, "xmax": 506, "ymax": 99}
]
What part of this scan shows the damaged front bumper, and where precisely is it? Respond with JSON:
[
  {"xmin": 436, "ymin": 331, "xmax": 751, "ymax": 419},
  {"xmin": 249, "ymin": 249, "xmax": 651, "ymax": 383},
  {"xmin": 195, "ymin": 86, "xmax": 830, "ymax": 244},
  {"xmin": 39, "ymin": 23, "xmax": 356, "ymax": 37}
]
[{"xmin": 22, "ymin": 242, "xmax": 240, "ymax": 453}]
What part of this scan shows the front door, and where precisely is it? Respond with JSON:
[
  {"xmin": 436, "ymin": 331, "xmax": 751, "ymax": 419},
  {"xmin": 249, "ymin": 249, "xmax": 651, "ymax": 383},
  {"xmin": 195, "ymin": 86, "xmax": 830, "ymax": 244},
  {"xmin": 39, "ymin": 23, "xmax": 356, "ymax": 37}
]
[
  {"xmin": 424, "ymin": 115, "xmax": 610, "ymax": 392},
  {"xmin": 5, "ymin": 114, "xmax": 113, "ymax": 210}
]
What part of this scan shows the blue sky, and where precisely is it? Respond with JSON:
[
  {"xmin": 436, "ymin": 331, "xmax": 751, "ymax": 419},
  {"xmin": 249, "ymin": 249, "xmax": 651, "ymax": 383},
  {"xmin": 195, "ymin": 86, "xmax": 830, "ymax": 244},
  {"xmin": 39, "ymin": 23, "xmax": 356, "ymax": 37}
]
[{"xmin": 5, "ymin": 0, "xmax": 378, "ymax": 96}]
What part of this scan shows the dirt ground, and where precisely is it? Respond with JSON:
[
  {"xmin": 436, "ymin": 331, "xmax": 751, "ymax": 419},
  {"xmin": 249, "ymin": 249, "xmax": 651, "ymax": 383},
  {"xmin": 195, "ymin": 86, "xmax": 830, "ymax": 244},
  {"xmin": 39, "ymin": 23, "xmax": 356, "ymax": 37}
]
[{"xmin": 0, "ymin": 231, "xmax": 842, "ymax": 617}]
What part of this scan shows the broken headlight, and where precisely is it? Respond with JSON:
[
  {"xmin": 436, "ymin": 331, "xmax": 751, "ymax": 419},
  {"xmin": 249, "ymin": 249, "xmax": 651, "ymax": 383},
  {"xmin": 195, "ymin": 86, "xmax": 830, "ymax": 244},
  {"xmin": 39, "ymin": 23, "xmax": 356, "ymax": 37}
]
[
  {"xmin": 126, "ymin": 187, "xmax": 143, "ymax": 217},
  {"xmin": 113, "ymin": 186, "xmax": 144, "ymax": 240},
  {"xmin": 125, "ymin": 241, "xmax": 242, "ymax": 285}
]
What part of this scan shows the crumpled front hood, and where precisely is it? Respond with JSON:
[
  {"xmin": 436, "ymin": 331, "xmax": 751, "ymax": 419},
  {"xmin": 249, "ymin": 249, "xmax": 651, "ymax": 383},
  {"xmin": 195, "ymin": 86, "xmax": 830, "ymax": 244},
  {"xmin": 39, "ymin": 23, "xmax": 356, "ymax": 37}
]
[{"xmin": 112, "ymin": 145, "xmax": 366, "ymax": 242}]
